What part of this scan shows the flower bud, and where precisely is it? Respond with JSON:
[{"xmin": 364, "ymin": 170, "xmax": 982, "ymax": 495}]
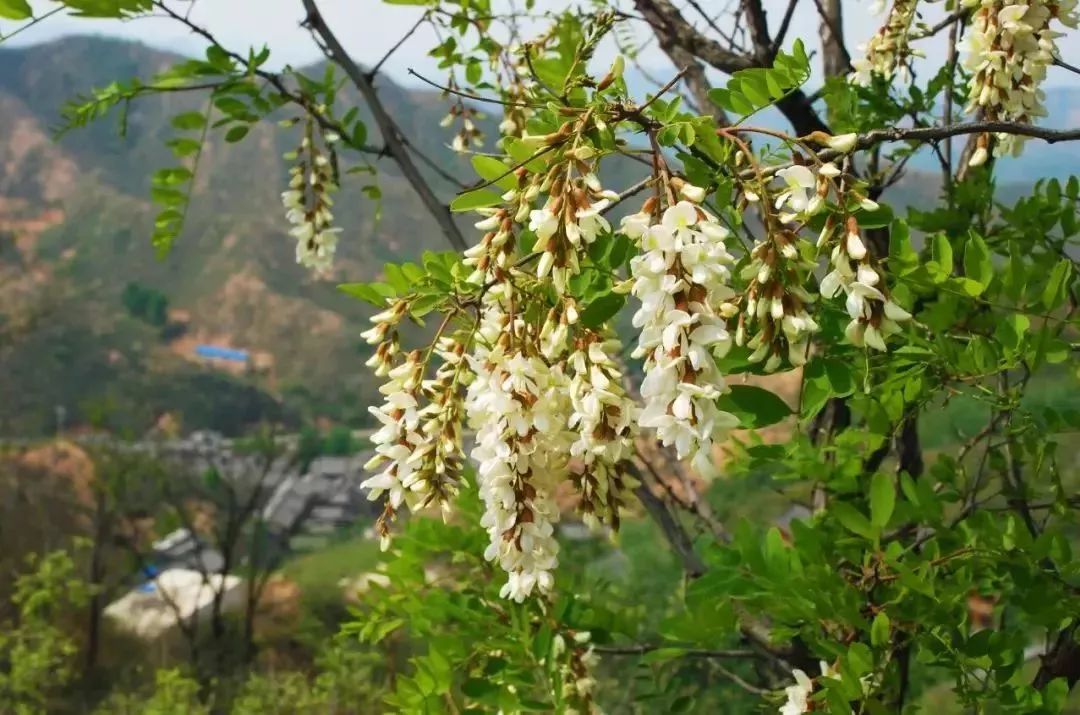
[
  {"xmin": 679, "ymin": 183, "xmax": 707, "ymax": 203},
  {"xmin": 826, "ymin": 132, "xmax": 858, "ymax": 153}
]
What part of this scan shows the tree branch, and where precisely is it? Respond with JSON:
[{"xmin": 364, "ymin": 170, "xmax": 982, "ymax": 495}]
[
  {"xmin": 635, "ymin": 0, "xmax": 754, "ymax": 75},
  {"xmin": 369, "ymin": 12, "xmax": 428, "ymax": 80},
  {"xmin": 152, "ymin": 2, "xmax": 383, "ymax": 155},
  {"xmin": 594, "ymin": 644, "xmax": 757, "ymax": 658},
  {"xmin": 300, "ymin": 0, "xmax": 468, "ymax": 251},
  {"xmin": 814, "ymin": 0, "xmax": 852, "ymax": 77},
  {"xmin": 854, "ymin": 121, "xmax": 1080, "ymax": 148},
  {"xmin": 771, "ymin": 0, "xmax": 801, "ymax": 55},
  {"xmin": 740, "ymin": 0, "xmax": 773, "ymax": 61},
  {"xmin": 635, "ymin": 0, "xmax": 829, "ymax": 134},
  {"xmin": 629, "ymin": 479, "xmax": 706, "ymax": 578}
]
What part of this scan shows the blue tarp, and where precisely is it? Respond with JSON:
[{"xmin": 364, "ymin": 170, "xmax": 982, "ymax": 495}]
[{"xmin": 195, "ymin": 345, "xmax": 249, "ymax": 362}]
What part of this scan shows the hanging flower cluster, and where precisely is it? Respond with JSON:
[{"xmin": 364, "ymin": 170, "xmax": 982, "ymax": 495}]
[
  {"xmin": 529, "ymin": 152, "xmax": 616, "ymax": 293},
  {"xmin": 566, "ymin": 330, "xmax": 639, "ymax": 530},
  {"xmin": 344, "ymin": 31, "xmax": 931, "ymax": 602},
  {"xmin": 820, "ymin": 217, "xmax": 911, "ymax": 350},
  {"xmin": 465, "ymin": 301, "xmax": 570, "ymax": 602},
  {"xmin": 361, "ymin": 300, "xmax": 465, "ymax": 545},
  {"xmin": 737, "ymin": 229, "xmax": 820, "ymax": 371},
  {"xmin": 961, "ymin": 0, "xmax": 1079, "ymax": 161},
  {"xmin": 733, "ymin": 162, "xmax": 838, "ymax": 371},
  {"xmin": 281, "ymin": 121, "xmax": 341, "ymax": 272},
  {"xmin": 850, "ymin": 0, "xmax": 921, "ymax": 85},
  {"xmin": 497, "ymin": 43, "xmax": 536, "ymax": 138},
  {"xmin": 626, "ymin": 197, "xmax": 740, "ymax": 470},
  {"xmin": 554, "ymin": 630, "xmax": 599, "ymax": 715},
  {"xmin": 440, "ymin": 93, "xmax": 486, "ymax": 153}
]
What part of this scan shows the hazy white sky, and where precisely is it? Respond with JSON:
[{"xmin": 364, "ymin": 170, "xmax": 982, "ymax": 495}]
[{"xmin": 3, "ymin": 1, "xmax": 1076, "ymax": 88}]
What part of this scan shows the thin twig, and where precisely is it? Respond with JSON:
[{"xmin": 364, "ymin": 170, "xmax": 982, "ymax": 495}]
[
  {"xmin": 407, "ymin": 68, "xmax": 537, "ymax": 108},
  {"xmin": 637, "ymin": 67, "xmax": 689, "ymax": 113},
  {"xmin": 370, "ymin": 12, "xmax": 429, "ymax": 79},
  {"xmin": 0, "ymin": 6, "xmax": 65, "ymax": 43},
  {"xmin": 406, "ymin": 142, "xmax": 469, "ymax": 189},
  {"xmin": 1053, "ymin": 54, "xmax": 1080, "ymax": 77},
  {"xmin": 151, "ymin": 2, "xmax": 383, "ymax": 155},
  {"xmin": 601, "ymin": 177, "xmax": 653, "ymax": 214},
  {"xmin": 594, "ymin": 644, "xmax": 758, "ymax": 658}
]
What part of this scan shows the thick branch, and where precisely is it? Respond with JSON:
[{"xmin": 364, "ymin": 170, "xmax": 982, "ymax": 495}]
[
  {"xmin": 636, "ymin": 0, "xmax": 829, "ymax": 134},
  {"xmin": 629, "ymin": 472, "xmax": 706, "ymax": 577},
  {"xmin": 814, "ymin": 0, "xmax": 851, "ymax": 77},
  {"xmin": 1035, "ymin": 626, "xmax": 1080, "ymax": 690},
  {"xmin": 300, "ymin": 0, "xmax": 468, "ymax": 251},
  {"xmin": 741, "ymin": 0, "xmax": 772, "ymax": 60},
  {"xmin": 635, "ymin": 0, "xmax": 754, "ymax": 74},
  {"xmin": 771, "ymin": 0, "xmax": 801, "ymax": 55},
  {"xmin": 854, "ymin": 121, "xmax": 1080, "ymax": 148}
]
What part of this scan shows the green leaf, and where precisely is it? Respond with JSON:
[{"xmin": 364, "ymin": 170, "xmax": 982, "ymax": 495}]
[
  {"xmin": 579, "ymin": 293, "xmax": 625, "ymax": 328},
  {"xmin": 831, "ymin": 502, "xmax": 876, "ymax": 540},
  {"xmin": 213, "ymin": 96, "xmax": 250, "ymax": 118},
  {"xmin": 1042, "ymin": 259, "xmax": 1073, "ymax": 310},
  {"xmin": 166, "ymin": 137, "xmax": 202, "ymax": 157},
  {"xmin": 929, "ymin": 234, "xmax": 953, "ymax": 281},
  {"xmin": 351, "ymin": 120, "xmax": 368, "ymax": 148},
  {"xmin": 0, "ymin": 0, "xmax": 31, "ymax": 19},
  {"xmin": 503, "ymin": 137, "xmax": 549, "ymax": 172},
  {"xmin": 716, "ymin": 385, "xmax": 792, "ymax": 428},
  {"xmin": 870, "ymin": 472, "xmax": 895, "ymax": 529},
  {"xmin": 470, "ymin": 155, "xmax": 517, "ymax": 192},
  {"xmin": 962, "ymin": 232, "xmax": 992, "ymax": 294},
  {"xmin": 338, "ymin": 282, "xmax": 394, "ymax": 306},
  {"xmin": 870, "ymin": 611, "xmax": 890, "ymax": 648},
  {"xmin": 205, "ymin": 44, "xmax": 233, "ymax": 71},
  {"xmin": 171, "ymin": 111, "xmax": 207, "ymax": 131},
  {"xmin": 224, "ymin": 125, "xmax": 249, "ymax": 143},
  {"xmin": 889, "ymin": 219, "xmax": 918, "ymax": 274},
  {"xmin": 450, "ymin": 188, "xmax": 503, "ymax": 212}
]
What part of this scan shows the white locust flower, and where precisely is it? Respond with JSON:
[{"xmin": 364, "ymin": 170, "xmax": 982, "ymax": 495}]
[
  {"xmin": 626, "ymin": 202, "xmax": 739, "ymax": 469},
  {"xmin": 567, "ymin": 333, "xmax": 639, "ymax": 529},
  {"xmin": 361, "ymin": 352, "xmax": 425, "ymax": 546},
  {"xmin": 779, "ymin": 661, "xmax": 845, "ymax": 714},
  {"xmin": 529, "ymin": 184, "xmax": 612, "ymax": 293},
  {"xmin": 850, "ymin": 0, "xmax": 920, "ymax": 86},
  {"xmin": 282, "ymin": 155, "xmax": 341, "ymax": 272},
  {"xmin": 774, "ymin": 165, "xmax": 826, "ymax": 223},
  {"xmin": 465, "ymin": 300, "xmax": 572, "ymax": 601},
  {"xmin": 961, "ymin": 0, "xmax": 1078, "ymax": 156},
  {"xmin": 822, "ymin": 221, "xmax": 910, "ymax": 351}
]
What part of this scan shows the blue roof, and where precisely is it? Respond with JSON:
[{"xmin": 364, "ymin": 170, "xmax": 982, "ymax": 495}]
[{"xmin": 195, "ymin": 345, "xmax": 249, "ymax": 362}]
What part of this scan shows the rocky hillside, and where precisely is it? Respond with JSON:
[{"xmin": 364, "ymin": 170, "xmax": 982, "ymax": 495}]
[{"xmin": 0, "ymin": 36, "xmax": 473, "ymax": 435}]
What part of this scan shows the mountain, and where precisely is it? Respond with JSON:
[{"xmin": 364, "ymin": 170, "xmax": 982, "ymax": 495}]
[{"xmin": 0, "ymin": 36, "xmax": 473, "ymax": 436}]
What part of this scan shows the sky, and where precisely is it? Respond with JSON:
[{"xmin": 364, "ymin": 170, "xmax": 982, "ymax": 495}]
[{"xmin": 2, "ymin": 1, "xmax": 1077, "ymax": 89}]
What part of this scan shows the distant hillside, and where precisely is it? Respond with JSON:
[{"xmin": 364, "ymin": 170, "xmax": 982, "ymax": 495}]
[{"xmin": 0, "ymin": 36, "xmax": 473, "ymax": 436}]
